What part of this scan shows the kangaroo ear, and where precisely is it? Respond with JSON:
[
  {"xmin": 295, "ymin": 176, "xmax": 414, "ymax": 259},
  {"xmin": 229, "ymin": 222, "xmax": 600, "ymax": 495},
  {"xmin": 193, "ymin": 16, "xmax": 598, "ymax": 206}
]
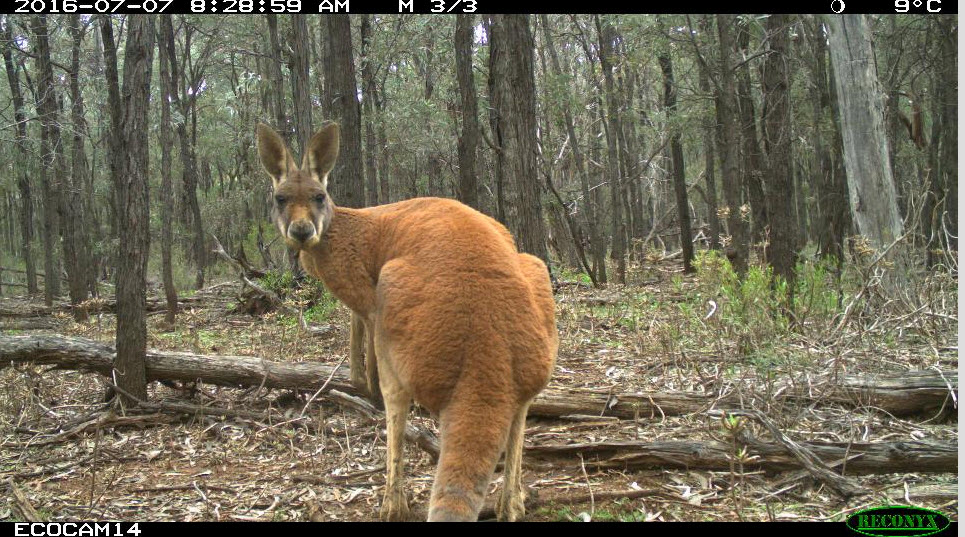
[
  {"xmin": 256, "ymin": 123, "xmax": 296, "ymax": 187},
  {"xmin": 302, "ymin": 122, "xmax": 340, "ymax": 188}
]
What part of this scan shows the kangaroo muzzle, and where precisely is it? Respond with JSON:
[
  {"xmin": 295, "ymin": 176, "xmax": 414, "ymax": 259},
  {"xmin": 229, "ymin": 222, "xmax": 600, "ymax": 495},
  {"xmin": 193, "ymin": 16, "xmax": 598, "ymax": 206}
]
[{"xmin": 288, "ymin": 220, "xmax": 317, "ymax": 245}]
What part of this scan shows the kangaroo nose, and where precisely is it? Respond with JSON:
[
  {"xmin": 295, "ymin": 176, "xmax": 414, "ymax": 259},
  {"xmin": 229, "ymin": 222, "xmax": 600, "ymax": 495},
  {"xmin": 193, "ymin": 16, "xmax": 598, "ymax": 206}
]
[{"xmin": 289, "ymin": 222, "xmax": 315, "ymax": 243}]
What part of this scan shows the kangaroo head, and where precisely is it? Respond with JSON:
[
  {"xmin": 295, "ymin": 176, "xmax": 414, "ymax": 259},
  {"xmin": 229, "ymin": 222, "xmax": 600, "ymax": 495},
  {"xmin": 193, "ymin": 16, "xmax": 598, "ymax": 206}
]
[{"xmin": 256, "ymin": 122, "xmax": 339, "ymax": 250}]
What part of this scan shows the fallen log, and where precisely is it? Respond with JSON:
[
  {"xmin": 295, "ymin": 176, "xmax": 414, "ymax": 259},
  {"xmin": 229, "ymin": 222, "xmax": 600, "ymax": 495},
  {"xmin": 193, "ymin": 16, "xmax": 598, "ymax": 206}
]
[
  {"xmin": 0, "ymin": 295, "xmax": 222, "ymax": 317},
  {"xmin": 526, "ymin": 436, "xmax": 957, "ymax": 475},
  {"xmin": 0, "ymin": 335, "xmax": 956, "ymax": 420}
]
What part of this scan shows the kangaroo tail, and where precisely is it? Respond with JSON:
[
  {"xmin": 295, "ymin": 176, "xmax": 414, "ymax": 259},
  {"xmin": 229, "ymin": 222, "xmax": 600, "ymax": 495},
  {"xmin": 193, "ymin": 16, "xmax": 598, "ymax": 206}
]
[{"xmin": 427, "ymin": 395, "xmax": 514, "ymax": 522}]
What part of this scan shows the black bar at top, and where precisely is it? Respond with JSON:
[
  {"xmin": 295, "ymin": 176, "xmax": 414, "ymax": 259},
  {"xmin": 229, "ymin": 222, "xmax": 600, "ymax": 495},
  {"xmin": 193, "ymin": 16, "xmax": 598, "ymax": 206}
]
[{"xmin": 2, "ymin": 0, "xmax": 956, "ymax": 15}]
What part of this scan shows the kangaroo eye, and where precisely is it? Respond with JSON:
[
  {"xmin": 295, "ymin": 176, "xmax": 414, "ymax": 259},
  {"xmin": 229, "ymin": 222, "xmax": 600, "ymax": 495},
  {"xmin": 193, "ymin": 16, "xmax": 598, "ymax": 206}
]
[
  {"xmin": 275, "ymin": 195, "xmax": 287, "ymax": 205},
  {"xmin": 313, "ymin": 194, "xmax": 326, "ymax": 204}
]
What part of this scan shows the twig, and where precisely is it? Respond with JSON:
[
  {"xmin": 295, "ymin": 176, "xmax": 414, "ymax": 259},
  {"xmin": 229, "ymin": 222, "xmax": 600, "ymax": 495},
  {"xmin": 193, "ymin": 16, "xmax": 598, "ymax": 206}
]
[
  {"xmin": 717, "ymin": 409, "xmax": 864, "ymax": 498},
  {"xmin": 7, "ymin": 478, "xmax": 45, "ymax": 522}
]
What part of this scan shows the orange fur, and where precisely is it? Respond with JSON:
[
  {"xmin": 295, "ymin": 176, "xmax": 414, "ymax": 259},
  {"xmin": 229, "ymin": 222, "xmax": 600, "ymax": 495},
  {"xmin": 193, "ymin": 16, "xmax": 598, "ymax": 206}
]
[{"xmin": 256, "ymin": 123, "xmax": 558, "ymax": 521}]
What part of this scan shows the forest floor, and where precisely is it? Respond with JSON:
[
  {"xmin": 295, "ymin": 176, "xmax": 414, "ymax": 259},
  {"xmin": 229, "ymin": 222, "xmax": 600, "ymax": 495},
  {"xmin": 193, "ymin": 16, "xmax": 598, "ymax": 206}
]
[{"xmin": 0, "ymin": 255, "xmax": 958, "ymax": 522}]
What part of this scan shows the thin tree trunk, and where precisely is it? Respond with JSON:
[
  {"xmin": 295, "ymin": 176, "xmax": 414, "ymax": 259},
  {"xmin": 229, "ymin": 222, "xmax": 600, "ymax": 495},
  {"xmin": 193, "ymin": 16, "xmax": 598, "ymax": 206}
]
[
  {"xmin": 595, "ymin": 17, "xmax": 626, "ymax": 283},
  {"xmin": 323, "ymin": 15, "xmax": 365, "ymax": 209},
  {"xmin": 158, "ymin": 17, "xmax": 178, "ymax": 327},
  {"xmin": 31, "ymin": 15, "xmax": 62, "ymax": 306},
  {"xmin": 658, "ymin": 52, "xmax": 694, "ymax": 273},
  {"xmin": 290, "ymin": 15, "xmax": 312, "ymax": 152},
  {"xmin": 454, "ymin": 15, "xmax": 480, "ymax": 210},
  {"xmin": 162, "ymin": 19, "xmax": 205, "ymax": 289},
  {"xmin": 540, "ymin": 15, "xmax": 603, "ymax": 283},
  {"xmin": 360, "ymin": 15, "xmax": 380, "ymax": 207},
  {"xmin": 697, "ymin": 17, "xmax": 721, "ymax": 251},
  {"xmin": 265, "ymin": 15, "xmax": 289, "ymax": 142},
  {"xmin": 716, "ymin": 15, "xmax": 749, "ymax": 274},
  {"xmin": 736, "ymin": 19, "xmax": 768, "ymax": 244},
  {"xmin": 67, "ymin": 15, "xmax": 92, "ymax": 321}
]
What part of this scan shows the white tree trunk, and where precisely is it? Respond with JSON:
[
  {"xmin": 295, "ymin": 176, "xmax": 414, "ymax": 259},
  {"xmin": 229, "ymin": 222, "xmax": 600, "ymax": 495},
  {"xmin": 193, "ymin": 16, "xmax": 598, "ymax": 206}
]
[{"xmin": 826, "ymin": 15, "xmax": 904, "ymax": 250}]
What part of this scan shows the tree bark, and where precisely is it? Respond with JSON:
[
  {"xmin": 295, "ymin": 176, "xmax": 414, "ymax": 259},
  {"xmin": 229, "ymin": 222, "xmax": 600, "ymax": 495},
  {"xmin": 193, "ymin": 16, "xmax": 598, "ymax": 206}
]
[
  {"xmin": 736, "ymin": 18, "xmax": 768, "ymax": 244},
  {"xmin": 488, "ymin": 15, "xmax": 549, "ymax": 264},
  {"xmin": 157, "ymin": 17, "xmax": 178, "ymax": 327},
  {"xmin": 360, "ymin": 15, "xmax": 380, "ymax": 207},
  {"xmin": 265, "ymin": 15, "xmax": 290, "ymax": 143},
  {"xmin": 290, "ymin": 15, "xmax": 312, "ymax": 152},
  {"xmin": 66, "ymin": 15, "xmax": 93, "ymax": 321},
  {"xmin": 826, "ymin": 15, "xmax": 905, "ymax": 263},
  {"xmin": 761, "ymin": 14, "xmax": 797, "ymax": 289},
  {"xmin": 596, "ymin": 17, "xmax": 627, "ymax": 282},
  {"xmin": 454, "ymin": 15, "xmax": 480, "ymax": 210},
  {"xmin": 696, "ymin": 17, "xmax": 721, "ymax": 251},
  {"xmin": 804, "ymin": 18, "xmax": 849, "ymax": 264},
  {"xmin": 527, "ymin": 436, "xmax": 955, "ymax": 475},
  {"xmin": 323, "ymin": 15, "xmax": 365, "ymax": 209},
  {"xmin": 30, "ymin": 15, "xmax": 63, "ymax": 307},
  {"xmin": 104, "ymin": 15, "xmax": 155, "ymax": 407},
  {"xmin": 716, "ymin": 15, "xmax": 749, "ymax": 274}
]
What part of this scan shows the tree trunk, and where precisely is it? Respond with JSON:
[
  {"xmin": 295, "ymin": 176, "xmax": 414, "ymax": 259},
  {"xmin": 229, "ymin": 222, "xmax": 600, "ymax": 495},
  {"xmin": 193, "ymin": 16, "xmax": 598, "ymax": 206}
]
[
  {"xmin": 360, "ymin": 15, "xmax": 380, "ymax": 207},
  {"xmin": 805, "ymin": 18, "xmax": 848, "ymax": 264},
  {"xmin": 697, "ymin": 17, "xmax": 721, "ymax": 251},
  {"xmin": 265, "ymin": 15, "xmax": 290, "ymax": 142},
  {"xmin": 1, "ymin": 17, "xmax": 38, "ymax": 295},
  {"xmin": 488, "ymin": 15, "xmax": 549, "ymax": 264},
  {"xmin": 290, "ymin": 15, "xmax": 312, "ymax": 152},
  {"xmin": 658, "ymin": 52, "xmax": 694, "ymax": 273},
  {"xmin": 323, "ymin": 15, "xmax": 365, "ymax": 209},
  {"xmin": 827, "ymin": 15, "xmax": 905, "ymax": 265},
  {"xmin": 31, "ymin": 15, "xmax": 62, "ymax": 307},
  {"xmin": 66, "ymin": 15, "xmax": 92, "ymax": 321},
  {"xmin": 158, "ymin": 17, "xmax": 178, "ymax": 327},
  {"xmin": 104, "ymin": 15, "xmax": 155, "ymax": 407},
  {"xmin": 761, "ymin": 14, "xmax": 797, "ymax": 289},
  {"xmin": 716, "ymin": 15, "xmax": 749, "ymax": 274},
  {"xmin": 736, "ymin": 19, "xmax": 768, "ymax": 244},
  {"xmin": 454, "ymin": 15, "xmax": 480, "ymax": 210},
  {"xmin": 163, "ymin": 19, "xmax": 206, "ymax": 290},
  {"xmin": 596, "ymin": 17, "xmax": 627, "ymax": 283}
]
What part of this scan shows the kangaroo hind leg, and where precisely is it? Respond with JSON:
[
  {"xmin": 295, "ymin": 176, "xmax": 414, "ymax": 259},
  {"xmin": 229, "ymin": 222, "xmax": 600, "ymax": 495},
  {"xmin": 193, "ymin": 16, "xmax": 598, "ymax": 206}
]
[
  {"xmin": 496, "ymin": 403, "xmax": 530, "ymax": 521},
  {"xmin": 378, "ymin": 358, "xmax": 411, "ymax": 521}
]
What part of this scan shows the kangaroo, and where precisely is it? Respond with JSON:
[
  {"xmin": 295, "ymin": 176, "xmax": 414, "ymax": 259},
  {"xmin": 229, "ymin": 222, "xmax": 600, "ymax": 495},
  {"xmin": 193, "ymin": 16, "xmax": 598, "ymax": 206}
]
[{"xmin": 256, "ymin": 122, "xmax": 558, "ymax": 521}]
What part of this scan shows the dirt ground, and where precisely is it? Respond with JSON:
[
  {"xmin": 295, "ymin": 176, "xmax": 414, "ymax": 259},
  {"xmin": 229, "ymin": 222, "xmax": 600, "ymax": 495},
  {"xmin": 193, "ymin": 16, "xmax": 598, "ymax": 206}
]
[{"xmin": 0, "ymin": 259, "xmax": 958, "ymax": 522}]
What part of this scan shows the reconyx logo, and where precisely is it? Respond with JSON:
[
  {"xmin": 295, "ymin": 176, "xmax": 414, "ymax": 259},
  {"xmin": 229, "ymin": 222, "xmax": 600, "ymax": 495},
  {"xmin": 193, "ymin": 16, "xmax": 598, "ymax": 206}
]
[{"xmin": 847, "ymin": 506, "xmax": 951, "ymax": 537}]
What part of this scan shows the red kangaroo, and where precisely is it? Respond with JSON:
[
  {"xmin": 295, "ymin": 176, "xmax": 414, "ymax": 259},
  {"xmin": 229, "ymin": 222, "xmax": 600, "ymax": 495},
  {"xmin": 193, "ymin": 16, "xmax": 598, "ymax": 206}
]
[{"xmin": 256, "ymin": 122, "xmax": 558, "ymax": 521}]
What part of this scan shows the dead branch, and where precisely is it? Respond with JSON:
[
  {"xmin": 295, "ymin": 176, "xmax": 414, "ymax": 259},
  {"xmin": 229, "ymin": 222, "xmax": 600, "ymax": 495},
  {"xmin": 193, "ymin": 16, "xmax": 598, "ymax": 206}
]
[{"xmin": 716, "ymin": 409, "xmax": 864, "ymax": 498}]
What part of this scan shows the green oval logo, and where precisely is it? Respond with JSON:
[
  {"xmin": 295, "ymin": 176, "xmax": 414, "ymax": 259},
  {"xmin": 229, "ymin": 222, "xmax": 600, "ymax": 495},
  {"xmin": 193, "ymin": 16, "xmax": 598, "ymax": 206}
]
[{"xmin": 847, "ymin": 506, "xmax": 951, "ymax": 537}]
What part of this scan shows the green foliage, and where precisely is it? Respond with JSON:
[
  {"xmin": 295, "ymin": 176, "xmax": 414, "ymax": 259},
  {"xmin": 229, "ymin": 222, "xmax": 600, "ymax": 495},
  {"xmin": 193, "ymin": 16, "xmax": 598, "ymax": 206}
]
[
  {"xmin": 259, "ymin": 269, "xmax": 338, "ymax": 323},
  {"xmin": 792, "ymin": 256, "xmax": 842, "ymax": 322},
  {"xmin": 691, "ymin": 250, "xmax": 845, "ymax": 366}
]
